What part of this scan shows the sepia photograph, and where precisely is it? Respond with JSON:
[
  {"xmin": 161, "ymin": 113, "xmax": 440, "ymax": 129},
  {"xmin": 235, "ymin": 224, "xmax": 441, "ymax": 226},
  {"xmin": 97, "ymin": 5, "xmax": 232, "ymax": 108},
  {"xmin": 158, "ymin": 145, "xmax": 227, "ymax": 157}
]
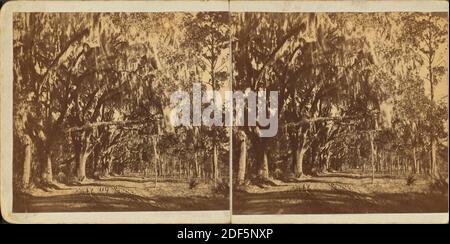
[
  {"xmin": 231, "ymin": 11, "xmax": 449, "ymax": 216},
  {"xmin": 5, "ymin": 8, "xmax": 231, "ymax": 215},
  {"xmin": 1, "ymin": 0, "xmax": 449, "ymax": 224}
]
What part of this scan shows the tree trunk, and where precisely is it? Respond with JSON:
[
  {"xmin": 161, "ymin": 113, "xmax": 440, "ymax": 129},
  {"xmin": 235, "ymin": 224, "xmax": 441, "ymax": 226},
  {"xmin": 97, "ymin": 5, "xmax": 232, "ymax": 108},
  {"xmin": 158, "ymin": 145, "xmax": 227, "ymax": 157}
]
[
  {"xmin": 429, "ymin": 47, "xmax": 438, "ymax": 177},
  {"xmin": 260, "ymin": 151, "xmax": 269, "ymax": 179},
  {"xmin": 92, "ymin": 149, "xmax": 99, "ymax": 177},
  {"xmin": 256, "ymin": 139, "xmax": 270, "ymax": 179},
  {"xmin": 324, "ymin": 147, "xmax": 332, "ymax": 172},
  {"xmin": 213, "ymin": 144, "xmax": 219, "ymax": 185},
  {"xmin": 194, "ymin": 151, "xmax": 199, "ymax": 178},
  {"xmin": 187, "ymin": 160, "xmax": 191, "ymax": 178},
  {"xmin": 396, "ymin": 155, "xmax": 400, "ymax": 174},
  {"xmin": 22, "ymin": 135, "xmax": 32, "ymax": 188},
  {"xmin": 237, "ymin": 138, "xmax": 247, "ymax": 185},
  {"xmin": 178, "ymin": 158, "xmax": 182, "ymax": 179},
  {"xmin": 237, "ymin": 131, "xmax": 247, "ymax": 185},
  {"xmin": 356, "ymin": 144, "xmax": 361, "ymax": 171},
  {"xmin": 293, "ymin": 128, "xmax": 308, "ymax": 178},
  {"xmin": 42, "ymin": 151, "xmax": 53, "ymax": 183},
  {"xmin": 413, "ymin": 147, "xmax": 418, "ymax": 174},
  {"xmin": 417, "ymin": 159, "xmax": 421, "ymax": 175},
  {"xmin": 106, "ymin": 156, "xmax": 113, "ymax": 176},
  {"xmin": 369, "ymin": 133, "xmax": 375, "ymax": 184},
  {"xmin": 294, "ymin": 146, "xmax": 306, "ymax": 178},
  {"xmin": 430, "ymin": 140, "xmax": 437, "ymax": 176},
  {"xmin": 285, "ymin": 141, "xmax": 295, "ymax": 176},
  {"xmin": 404, "ymin": 159, "xmax": 407, "ymax": 173},
  {"xmin": 76, "ymin": 151, "xmax": 88, "ymax": 181},
  {"xmin": 379, "ymin": 151, "xmax": 384, "ymax": 172},
  {"xmin": 152, "ymin": 137, "xmax": 159, "ymax": 186}
]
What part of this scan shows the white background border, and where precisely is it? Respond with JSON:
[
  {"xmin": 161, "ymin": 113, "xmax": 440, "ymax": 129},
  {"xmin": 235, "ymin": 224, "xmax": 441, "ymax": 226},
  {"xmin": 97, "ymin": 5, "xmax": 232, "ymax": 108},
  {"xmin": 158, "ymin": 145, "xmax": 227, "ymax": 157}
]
[{"xmin": 1, "ymin": 0, "xmax": 449, "ymax": 224}]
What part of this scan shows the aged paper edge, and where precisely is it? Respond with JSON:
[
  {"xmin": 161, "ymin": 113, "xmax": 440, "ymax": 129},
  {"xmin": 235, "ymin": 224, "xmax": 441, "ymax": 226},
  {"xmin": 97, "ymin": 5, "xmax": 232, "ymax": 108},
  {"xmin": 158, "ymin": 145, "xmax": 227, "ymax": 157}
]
[
  {"xmin": 229, "ymin": 0, "xmax": 449, "ymax": 12},
  {"xmin": 231, "ymin": 213, "xmax": 449, "ymax": 224}
]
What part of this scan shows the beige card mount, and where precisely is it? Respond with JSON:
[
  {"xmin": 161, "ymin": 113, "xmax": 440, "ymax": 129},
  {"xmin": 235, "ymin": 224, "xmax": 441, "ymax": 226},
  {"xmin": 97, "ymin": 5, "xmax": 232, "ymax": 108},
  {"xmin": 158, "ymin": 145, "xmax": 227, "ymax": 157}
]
[{"xmin": 1, "ymin": 0, "xmax": 449, "ymax": 224}]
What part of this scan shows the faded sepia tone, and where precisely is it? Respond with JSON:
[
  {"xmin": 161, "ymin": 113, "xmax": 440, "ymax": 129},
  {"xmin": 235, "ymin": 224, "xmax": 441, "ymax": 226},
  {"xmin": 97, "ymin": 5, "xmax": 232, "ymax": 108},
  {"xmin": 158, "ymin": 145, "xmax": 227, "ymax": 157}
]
[
  {"xmin": 232, "ymin": 12, "xmax": 449, "ymax": 215},
  {"xmin": 11, "ymin": 12, "xmax": 230, "ymax": 212},
  {"xmin": 1, "ymin": 1, "xmax": 449, "ymax": 224}
]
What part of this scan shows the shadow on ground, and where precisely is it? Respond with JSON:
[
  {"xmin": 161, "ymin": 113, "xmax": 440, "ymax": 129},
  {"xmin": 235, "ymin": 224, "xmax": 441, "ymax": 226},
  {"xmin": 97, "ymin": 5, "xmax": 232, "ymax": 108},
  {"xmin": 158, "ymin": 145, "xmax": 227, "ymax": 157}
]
[
  {"xmin": 233, "ymin": 189, "xmax": 448, "ymax": 214},
  {"xmin": 13, "ymin": 176, "xmax": 228, "ymax": 212},
  {"xmin": 233, "ymin": 173, "xmax": 448, "ymax": 215},
  {"xmin": 14, "ymin": 192, "xmax": 227, "ymax": 212}
]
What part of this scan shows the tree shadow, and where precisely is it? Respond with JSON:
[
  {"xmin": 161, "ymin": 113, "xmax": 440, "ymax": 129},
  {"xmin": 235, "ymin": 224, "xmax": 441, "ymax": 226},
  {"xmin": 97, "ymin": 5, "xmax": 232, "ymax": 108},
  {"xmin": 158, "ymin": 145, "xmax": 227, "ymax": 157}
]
[
  {"xmin": 96, "ymin": 177, "xmax": 157, "ymax": 184},
  {"xmin": 96, "ymin": 176, "xmax": 190, "ymax": 184},
  {"xmin": 233, "ymin": 188, "xmax": 448, "ymax": 215},
  {"xmin": 13, "ymin": 190, "xmax": 228, "ymax": 213},
  {"xmin": 316, "ymin": 173, "xmax": 398, "ymax": 180}
]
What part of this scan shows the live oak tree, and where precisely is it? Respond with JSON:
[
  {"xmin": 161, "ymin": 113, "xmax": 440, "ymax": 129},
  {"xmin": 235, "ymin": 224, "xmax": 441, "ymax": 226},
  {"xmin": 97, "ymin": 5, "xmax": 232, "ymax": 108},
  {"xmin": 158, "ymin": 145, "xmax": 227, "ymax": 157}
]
[
  {"xmin": 232, "ymin": 13, "xmax": 379, "ymax": 181},
  {"xmin": 232, "ymin": 12, "xmax": 310, "ymax": 181},
  {"xmin": 231, "ymin": 12, "xmax": 448, "ymax": 184},
  {"xmin": 12, "ymin": 12, "xmax": 448, "ymax": 191},
  {"xmin": 14, "ymin": 13, "xmax": 94, "ymax": 186},
  {"xmin": 13, "ymin": 12, "xmax": 231, "ymax": 189}
]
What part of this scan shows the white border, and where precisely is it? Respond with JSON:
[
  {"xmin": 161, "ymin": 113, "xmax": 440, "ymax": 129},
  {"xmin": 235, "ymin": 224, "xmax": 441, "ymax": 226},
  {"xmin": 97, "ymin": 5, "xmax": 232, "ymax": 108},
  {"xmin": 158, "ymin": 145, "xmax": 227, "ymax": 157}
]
[
  {"xmin": 230, "ymin": 0, "xmax": 449, "ymax": 12},
  {"xmin": 1, "ymin": 0, "xmax": 449, "ymax": 224},
  {"xmin": 232, "ymin": 213, "xmax": 449, "ymax": 224},
  {"xmin": 1, "ymin": 0, "xmax": 230, "ymax": 12}
]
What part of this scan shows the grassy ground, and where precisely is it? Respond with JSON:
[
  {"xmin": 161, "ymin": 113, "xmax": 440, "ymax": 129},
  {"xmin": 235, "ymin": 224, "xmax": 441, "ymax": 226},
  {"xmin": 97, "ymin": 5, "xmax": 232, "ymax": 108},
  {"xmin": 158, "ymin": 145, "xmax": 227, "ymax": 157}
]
[
  {"xmin": 233, "ymin": 172, "xmax": 448, "ymax": 214},
  {"xmin": 13, "ymin": 176, "xmax": 228, "ymax": 212}
]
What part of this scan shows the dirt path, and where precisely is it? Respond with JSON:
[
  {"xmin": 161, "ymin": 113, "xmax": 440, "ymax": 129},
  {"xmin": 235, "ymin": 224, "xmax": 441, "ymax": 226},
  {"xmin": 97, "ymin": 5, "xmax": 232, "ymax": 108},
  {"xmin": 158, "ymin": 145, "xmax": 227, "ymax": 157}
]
[
  {"xmin": 233, "ymin": 173, "xmax": 448, "ymax": 214},
  {"xmin": 14, "ymin": 176, "xmax": 228, "ymax": 212}
]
